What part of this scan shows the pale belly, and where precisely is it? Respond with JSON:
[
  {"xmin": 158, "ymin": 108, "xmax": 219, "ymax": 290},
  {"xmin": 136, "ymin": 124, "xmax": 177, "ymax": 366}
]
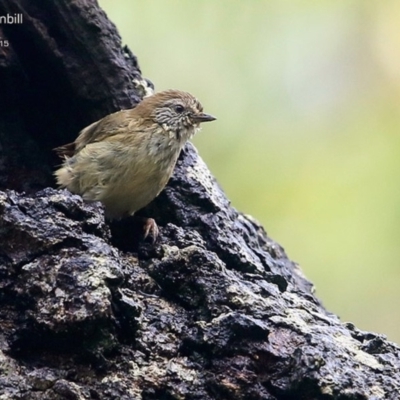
[
  {"xmin": 99, "ymin": 162, "xmax": 175, "ymax": 219},
  {"xmin": 69, "ymin": 138, "xmax": 182, "ymax": 219}
]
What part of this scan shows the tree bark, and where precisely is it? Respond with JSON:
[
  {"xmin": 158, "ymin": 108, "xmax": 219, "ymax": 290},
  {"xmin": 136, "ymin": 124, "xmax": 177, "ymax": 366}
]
[{"xmin": 0, "ymin": 1, "xmax": 399, "ymax": 399}]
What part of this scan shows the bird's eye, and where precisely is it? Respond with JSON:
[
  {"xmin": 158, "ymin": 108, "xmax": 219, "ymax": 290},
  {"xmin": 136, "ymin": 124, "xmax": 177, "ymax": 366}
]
[{"xmin": 174, "ymin": 105, "xmax": 185, "ymax": 113}]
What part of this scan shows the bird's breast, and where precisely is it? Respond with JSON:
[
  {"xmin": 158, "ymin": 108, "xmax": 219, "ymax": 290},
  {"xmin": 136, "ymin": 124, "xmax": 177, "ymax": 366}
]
[{"xmin": 99, "ymin": 141, "xmax": 181, "ymax": 218}]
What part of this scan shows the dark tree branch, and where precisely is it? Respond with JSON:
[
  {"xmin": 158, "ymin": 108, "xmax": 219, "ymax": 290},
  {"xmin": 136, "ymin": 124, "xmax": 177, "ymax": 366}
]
[{"xmin": 0, "ymin": 1, "xmax": 399, "ymax": 399}]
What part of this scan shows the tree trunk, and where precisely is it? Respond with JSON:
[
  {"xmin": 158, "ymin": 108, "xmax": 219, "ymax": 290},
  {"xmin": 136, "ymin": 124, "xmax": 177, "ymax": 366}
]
[{"xmin": 0, "ymin": 1, "xmax": 398, "ymax": 399}]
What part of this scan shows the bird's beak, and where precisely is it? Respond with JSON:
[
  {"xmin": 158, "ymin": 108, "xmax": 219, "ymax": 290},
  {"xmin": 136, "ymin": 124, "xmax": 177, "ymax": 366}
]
[{"xmin": 191, "ymin": 112, "xmax": 217, "ymax": 123}]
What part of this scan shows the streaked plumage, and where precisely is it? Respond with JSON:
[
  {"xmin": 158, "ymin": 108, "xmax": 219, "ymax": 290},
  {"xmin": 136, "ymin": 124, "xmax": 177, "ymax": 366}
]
[{"xmin": 54, "ymin": 90, "xmax": 215, "ymax": 230}]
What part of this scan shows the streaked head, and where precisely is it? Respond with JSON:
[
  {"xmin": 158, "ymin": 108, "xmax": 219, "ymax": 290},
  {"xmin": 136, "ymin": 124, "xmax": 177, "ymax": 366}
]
[{"xmin": 136, "ymin": 89, "xmax": 216, "ymax": 140}]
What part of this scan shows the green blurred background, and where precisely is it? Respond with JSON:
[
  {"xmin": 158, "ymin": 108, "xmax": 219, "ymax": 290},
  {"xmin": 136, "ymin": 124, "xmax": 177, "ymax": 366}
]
[{"xmin": 98, "ymin": 0, "xmax": 400, "ymax": 343}]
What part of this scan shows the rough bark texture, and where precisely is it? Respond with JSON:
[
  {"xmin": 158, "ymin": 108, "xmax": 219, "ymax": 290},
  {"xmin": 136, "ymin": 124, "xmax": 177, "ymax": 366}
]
[{"xmin": 0, "ymin": 1, "xmax": 399, "ymax": 399}]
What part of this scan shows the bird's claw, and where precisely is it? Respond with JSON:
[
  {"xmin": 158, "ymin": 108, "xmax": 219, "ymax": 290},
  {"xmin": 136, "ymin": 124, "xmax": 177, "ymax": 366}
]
[{"xmin": 142, "ymin": 218, "xmax": 159, "ymax": 243}]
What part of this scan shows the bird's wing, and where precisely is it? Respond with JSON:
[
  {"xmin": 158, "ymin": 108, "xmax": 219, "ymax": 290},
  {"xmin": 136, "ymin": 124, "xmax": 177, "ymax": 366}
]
[{"xmin": 54, "ymin": 109, "xmax": 140, "ymax": 158}]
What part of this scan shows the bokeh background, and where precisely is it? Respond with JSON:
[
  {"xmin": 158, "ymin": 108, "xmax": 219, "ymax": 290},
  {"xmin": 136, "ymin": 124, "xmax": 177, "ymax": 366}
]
[{"xmin": 98, "ymin": 0, "xmax": 400, "ymax": 343}]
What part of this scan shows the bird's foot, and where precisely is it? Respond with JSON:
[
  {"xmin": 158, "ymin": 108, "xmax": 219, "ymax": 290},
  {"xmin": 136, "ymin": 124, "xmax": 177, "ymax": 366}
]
[
  {"xmin": 142, "ymin": 217, "xmax": 159, "ymax": 243},
  {"xmin": 108, "ymin": 216, "xmax": 159, "ymax": 251}
]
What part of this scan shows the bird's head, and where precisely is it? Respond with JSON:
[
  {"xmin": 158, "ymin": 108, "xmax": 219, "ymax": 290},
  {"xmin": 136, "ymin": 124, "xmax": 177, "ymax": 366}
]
[{"xmin": 137, "ymin": 89, "xmax": 216, "ymax": 142}]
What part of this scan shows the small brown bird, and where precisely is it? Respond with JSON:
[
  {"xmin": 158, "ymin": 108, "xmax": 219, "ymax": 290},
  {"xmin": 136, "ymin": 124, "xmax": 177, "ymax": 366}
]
[{"xmin": 54, "ymin": 90, "xmax": 216, "ymax": 241}]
